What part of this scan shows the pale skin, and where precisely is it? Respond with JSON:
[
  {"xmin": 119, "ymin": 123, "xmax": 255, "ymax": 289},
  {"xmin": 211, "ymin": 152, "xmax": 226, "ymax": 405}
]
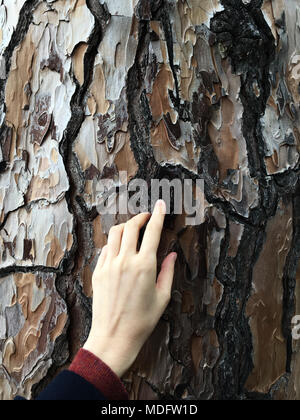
[{"xmin": 83, "ymin": 200, "xmax": 177, "ymax": 378}]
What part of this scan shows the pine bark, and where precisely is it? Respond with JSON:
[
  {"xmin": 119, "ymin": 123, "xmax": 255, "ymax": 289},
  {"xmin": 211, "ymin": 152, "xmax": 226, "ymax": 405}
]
[{"xmin": 0, "ymin": 0, "xmax": 299, "ymax": 400}]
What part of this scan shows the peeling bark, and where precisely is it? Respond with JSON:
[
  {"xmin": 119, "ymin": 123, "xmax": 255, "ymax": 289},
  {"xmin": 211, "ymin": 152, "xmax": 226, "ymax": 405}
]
[{"xmin": 0, "ymin": 0, "xmax": 299, "ymax": 400}]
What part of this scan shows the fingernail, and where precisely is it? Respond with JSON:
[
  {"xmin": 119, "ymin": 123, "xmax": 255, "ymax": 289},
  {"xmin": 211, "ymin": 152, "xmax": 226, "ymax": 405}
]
[
  {"xmin": 172, "ymin": 252, "xmax": 177, "ymax": 262},
  {"xmin": 155, "ymin": 199, "xmax": 166, "ymax": 214}
]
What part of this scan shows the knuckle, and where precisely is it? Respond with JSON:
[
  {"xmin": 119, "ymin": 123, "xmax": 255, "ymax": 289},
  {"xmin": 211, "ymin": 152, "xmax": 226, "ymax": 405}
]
[
  {"xmin": 109, "ymin": 225, "xmax": 118, "ymax": 235},
  {"xmin": 133, "ymin": 257, "xmax": 143, "ymax": 269},
  {"xmin": 128, "ymin": 213, "xmax": 147, "ymax": 228},
  {"xmin": 117, "ymin": 254, "xmax": 130, "ymax": 270},
  {"xmin": 149, "ymin": 218, "xmax": 161, "ymax": 232},
  {"xmin": 139, "ymin": 259, "xmax": 155, "ymax": 275},
  {"xmin": 92, "ymin": 266, "xmax": 106, "ymax": 284},
  {"xmin": 146, "ymin": 260, "xmax": 155, "ymax": 272},
  {"xmin": 126, "ymin": 218, "xmax": 136, "ymax": 228},
  {"xmin": 132, "ymin": 259, "xmax": 147, "ymax": 276},
  {"xmin": 110, "ymin": 224, "xmax": 123, "ymax": 234},
  {"xmin": 143, "ymin": 253, "xmax": 156, "ymax": 266}
]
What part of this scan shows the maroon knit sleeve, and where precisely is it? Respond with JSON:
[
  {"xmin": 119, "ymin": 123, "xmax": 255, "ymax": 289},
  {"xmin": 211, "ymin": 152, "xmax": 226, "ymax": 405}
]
[{"xmin": 68, "ymin": 348, "xmax": 129, "ymax": 400}]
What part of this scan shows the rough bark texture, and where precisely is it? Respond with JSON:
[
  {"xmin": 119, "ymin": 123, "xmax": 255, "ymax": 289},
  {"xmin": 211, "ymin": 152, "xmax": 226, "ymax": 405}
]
[{"xmin": 0, "ymin": 0, "xmax": 299, "ymax": 400}]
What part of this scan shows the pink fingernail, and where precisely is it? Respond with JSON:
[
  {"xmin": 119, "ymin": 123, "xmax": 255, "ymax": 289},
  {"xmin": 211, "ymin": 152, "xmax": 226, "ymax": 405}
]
[{"xmin": 156, "ymin": 199, "xmax": 166, "ymax": 213}]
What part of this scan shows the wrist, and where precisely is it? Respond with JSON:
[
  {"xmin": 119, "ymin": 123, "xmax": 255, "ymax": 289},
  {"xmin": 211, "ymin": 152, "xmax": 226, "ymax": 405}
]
[{"xmin": 83, "ymin": 336, "xmax": 138, "ymax": 378}]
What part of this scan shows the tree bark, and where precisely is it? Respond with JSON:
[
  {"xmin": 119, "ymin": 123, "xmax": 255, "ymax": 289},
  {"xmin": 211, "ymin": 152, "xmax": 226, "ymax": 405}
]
[{"xmin": 0, "ymin": 0, "xmax": 299, "ymax": 400}]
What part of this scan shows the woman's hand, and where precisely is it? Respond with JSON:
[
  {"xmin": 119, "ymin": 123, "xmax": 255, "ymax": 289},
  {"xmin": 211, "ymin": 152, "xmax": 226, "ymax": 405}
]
[{"xmin": 83, "ymin": 200, "xmax": 177, "ymax": 378}]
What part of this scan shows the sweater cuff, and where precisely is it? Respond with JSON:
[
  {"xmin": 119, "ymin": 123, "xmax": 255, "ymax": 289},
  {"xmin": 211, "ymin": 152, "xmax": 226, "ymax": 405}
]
[{"xmin": 69, "ymin": 348, "xmax": 129, "ymax": 400}]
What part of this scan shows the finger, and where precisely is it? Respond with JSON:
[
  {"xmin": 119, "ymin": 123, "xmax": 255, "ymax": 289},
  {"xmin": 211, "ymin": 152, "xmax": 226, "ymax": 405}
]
[
  {"xmin": 140, "ymin": 200, "xmax": 166, "ymax": 255},
  {"xmin": 119, "ymin": 213, "xmax": 151, "ymax": 255},
  {"xmin": 156, "ymin": 252, "xmax": 177, "ymax": 300},
  {"xmin": 96, "ymin": 244, "xmax": 108, "ymax": 270},
  {"xmin": 106, "ymin": 223, "xmax": 125, "ymax": 258}
]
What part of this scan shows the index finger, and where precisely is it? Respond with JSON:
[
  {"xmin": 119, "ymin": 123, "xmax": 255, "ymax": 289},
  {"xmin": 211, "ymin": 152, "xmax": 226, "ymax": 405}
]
[{"xmin": 139, "ymin": 200, "xmax": 166, "ymax": 255}]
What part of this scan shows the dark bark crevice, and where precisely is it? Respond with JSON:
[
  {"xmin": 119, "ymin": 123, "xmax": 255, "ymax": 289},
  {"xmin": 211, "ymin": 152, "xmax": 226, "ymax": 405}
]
[
  {"xmin": 126, "ymin": 20, "xmax": 158, "ymax": 179},
  {"xmin": 33, "ymin": 0, "xmax": 111, "ymax": 394},
  {"xmin": 213, "ymin": 217, "xmax": 267, "ymax": 399},
  {"xmin": 209, "ymin": 0, "xmax": 300, "ymax": 400}
]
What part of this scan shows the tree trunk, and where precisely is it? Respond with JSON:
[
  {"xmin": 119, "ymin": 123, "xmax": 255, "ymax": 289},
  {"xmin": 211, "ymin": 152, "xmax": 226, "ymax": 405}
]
[{"xmin": 0, "ymin": 0, "xmax": 299, "ymax": 400}]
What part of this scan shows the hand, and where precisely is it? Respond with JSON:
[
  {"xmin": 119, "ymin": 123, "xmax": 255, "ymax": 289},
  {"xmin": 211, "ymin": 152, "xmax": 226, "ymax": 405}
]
[{"xmin": 83, "ymin": 200, "xmax": 177, "ymax": 378}]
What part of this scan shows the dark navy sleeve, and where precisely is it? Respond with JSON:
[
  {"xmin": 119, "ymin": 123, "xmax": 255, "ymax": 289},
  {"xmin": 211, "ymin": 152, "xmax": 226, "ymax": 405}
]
[{"xmin": 15, "ymin": 370, "xmax": 106, "ymax": 400}]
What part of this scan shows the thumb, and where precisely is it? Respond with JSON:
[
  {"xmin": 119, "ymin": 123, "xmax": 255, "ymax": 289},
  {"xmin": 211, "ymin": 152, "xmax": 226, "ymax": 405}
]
[{"xmin": 156, "ymin": 252, "xmax": 177, "ymax": 301}]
